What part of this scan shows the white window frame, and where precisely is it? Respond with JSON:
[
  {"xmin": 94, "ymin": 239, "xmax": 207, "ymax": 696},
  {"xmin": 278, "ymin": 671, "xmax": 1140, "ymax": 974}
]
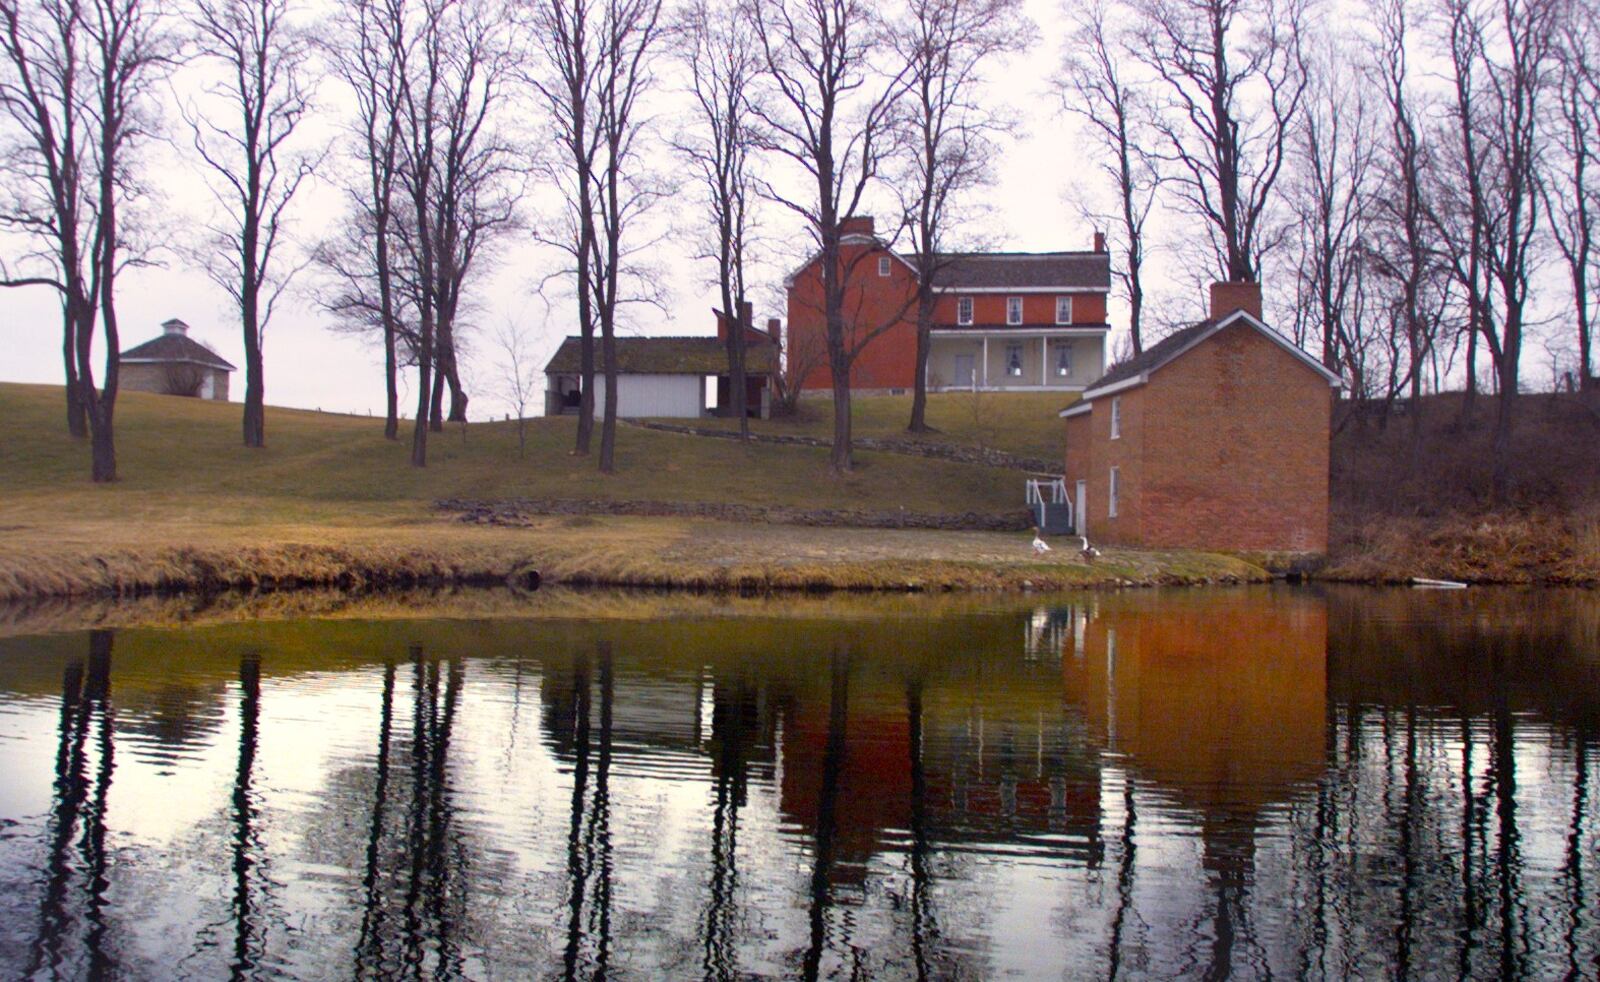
[
  {"xmin": 1109, "ymin": 466, "xmax": 1120, "ymax": 518},
  {"xmin": 1005, "ymin": 342, "xmax": 1024, "ymax": 376},
  {"xmin": 877, "ymin": 256, "xmax": 891, "ymax": 277},
  {"xmin": 957, "ymin": 296, "xmax": 974, "ymax": 325},
  {"xmin": 1006, "ymin": 296, "xmax": 1023, "ymax": 325},
  {"xmin": 1055, "ymin": 296, "xmax": 1073, "ymax": 324},
  {"xmin": 1054, "ymin": 341, "xmax": 1073, "ymax": 377},
  {"xmin": 1110, "ymin": 396, "xmax": 1122, "ymax": 439}
]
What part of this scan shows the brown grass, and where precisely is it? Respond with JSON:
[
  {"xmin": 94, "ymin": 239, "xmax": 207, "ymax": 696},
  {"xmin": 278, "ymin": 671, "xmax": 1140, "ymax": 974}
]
[{"xmin": 1327, "ymin": 391, "xmax": 1600, "ymax": 583}]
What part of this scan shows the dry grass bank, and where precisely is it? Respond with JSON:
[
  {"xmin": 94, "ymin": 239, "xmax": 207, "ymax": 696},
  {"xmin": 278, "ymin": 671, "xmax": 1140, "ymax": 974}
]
[
  {"xmin": 0, "ymin": 513, "xmax": 1266, "ymax": 604},
  {"xmin": 1326, "ymin": 391, "xmax": 1600, "ymax": 584}
]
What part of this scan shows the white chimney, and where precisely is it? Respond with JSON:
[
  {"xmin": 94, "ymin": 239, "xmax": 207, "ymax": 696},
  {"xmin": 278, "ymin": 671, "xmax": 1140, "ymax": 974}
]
[{"xmin": 162, "ymin": 318, "xmax": 190, "ymax": 336}]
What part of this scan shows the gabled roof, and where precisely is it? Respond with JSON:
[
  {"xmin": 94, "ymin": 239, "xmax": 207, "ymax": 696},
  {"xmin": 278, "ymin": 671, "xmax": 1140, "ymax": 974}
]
[
  {"xmin": 927, "ymin": 251, "xmax": 1110, "ymax": 292},
  {"xmin": 543, "ymin": 336, "xmax": 778, "ymax": 376},
  {"xmin": 1059, "ymin": 310, "xmax": 1340, "ymax": 415},
  {"xmin": 119, "ymin": 332, "xmax": 236, "ymax": 371}
]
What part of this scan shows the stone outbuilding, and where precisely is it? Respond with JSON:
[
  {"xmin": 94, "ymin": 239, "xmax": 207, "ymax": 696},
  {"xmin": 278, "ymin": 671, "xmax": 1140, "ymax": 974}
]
[
  {"xmin": 1059, "ymin": 282, "xmax": 1341, "ymax": 554},
  {"xmin": 119, "ymin": 318, "xmax": 235, "ymax": 401}
]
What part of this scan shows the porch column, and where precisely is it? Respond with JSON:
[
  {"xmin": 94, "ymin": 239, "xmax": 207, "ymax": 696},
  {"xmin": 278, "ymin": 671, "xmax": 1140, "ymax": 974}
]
[
  {"xmin": 981, "ymin": 336, "xmax": 989, "ymax": 388},
  {"xmin": 1041, "ymin": 337, "xmax": 1049, "ymax": 386}
]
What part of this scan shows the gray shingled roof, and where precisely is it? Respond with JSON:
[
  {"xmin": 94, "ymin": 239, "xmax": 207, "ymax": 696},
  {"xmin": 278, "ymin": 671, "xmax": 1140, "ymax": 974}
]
[
  {"xmin": 927, "ymin": 252, "xmax": 1110, "ymax": 291},
  {"xmin": 119, "ymin": 332, "xmax": 236, "ymax": 371},
  {"xmin": 544, "ymin": 336, "xmax": 778, "ymax": 375},
  {"xmin": 1088, "ymin": 319, "xmax": 1216, "ymax": 390}
]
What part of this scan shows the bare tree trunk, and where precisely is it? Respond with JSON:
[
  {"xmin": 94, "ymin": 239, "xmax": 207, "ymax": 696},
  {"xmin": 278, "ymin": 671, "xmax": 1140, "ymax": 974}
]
[
  {"xmin": 62, "ymin": 311, "xmax": 87, "ymax": 438},
  {"xmin": 411, "ymin": 313, "xmax": 433, "ymax": 467},
  {"xmin": 908, "ymin": 288, "xmax": 935, "ymax": 432}
]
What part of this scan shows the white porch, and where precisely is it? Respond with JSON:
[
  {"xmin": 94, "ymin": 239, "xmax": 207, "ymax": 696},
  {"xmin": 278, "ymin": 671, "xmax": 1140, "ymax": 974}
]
[{"xmin": 925, "ymin": 329, "xmax": 1106, "ymax": 392}]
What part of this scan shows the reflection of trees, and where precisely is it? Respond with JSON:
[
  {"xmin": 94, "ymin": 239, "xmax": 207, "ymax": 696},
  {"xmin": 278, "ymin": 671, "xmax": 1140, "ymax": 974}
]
[
  {"xmin": 801, "ymin": 648, "xmax": 849, "ymax": 982},
  {"xmin": 905, "ymin": 676, "xmax": 937, "ymax": 981},
  {"xmin": 29, "ymin": 630, "xmax": 117, "ymax": 979},
  {"xmin": 561, "ymin": 644, "xmax": 615, "ymax": 982},
  {"xmin": 702, "ymin": 675, "xmax": 756, "ymax": 981},
  {"xmin": 348, "ymin": 646, "xmax": 468, "ymax": 977},
  {"xmin": 231, "ymin": 652, "xmax": 264, "ymax": 977}
]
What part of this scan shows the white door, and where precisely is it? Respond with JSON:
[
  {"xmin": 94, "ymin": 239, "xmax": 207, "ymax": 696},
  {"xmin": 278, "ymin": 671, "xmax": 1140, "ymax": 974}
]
[
  {"xmin": 953, "ymin": 354, "xmax": 974, "ymax": 387},
  {"xmin": 1075, "ymin": 480, "xmax": 1087, "ymax": 536}
]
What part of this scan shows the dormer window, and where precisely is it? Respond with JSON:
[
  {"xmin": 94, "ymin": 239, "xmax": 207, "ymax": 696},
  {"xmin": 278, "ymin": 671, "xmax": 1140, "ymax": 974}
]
[
  {"xmin": 878, "ymin": 256, "xmax": 891, "ymax": 277},
  {"xmin": 1006, "ymin": 297, "xmax": 1023, "ymax": 325},
  {"xmin": 1056, "ymin": 296, "xmax": 1073, "ymax": 324},
  {"xmin": 957, "ymin": 296, "xmax": 973, "ymax": 325}
]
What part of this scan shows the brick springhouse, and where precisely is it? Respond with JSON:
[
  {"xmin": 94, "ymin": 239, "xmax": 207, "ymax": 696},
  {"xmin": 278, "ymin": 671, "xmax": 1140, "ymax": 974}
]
[{"xmin": 1059, "ymin": 282, "xmax": 1341, "ymax": 554}]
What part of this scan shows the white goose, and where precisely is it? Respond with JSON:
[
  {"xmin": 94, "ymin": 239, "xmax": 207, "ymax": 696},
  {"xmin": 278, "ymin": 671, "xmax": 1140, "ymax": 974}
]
[
  {"xmin": 1079, "ymin": 536, "xmax": 1101, "ymax": 562},
  {"xmin": 1031, "ymin": 528, "xmax": 1052, "ymax": 555}
]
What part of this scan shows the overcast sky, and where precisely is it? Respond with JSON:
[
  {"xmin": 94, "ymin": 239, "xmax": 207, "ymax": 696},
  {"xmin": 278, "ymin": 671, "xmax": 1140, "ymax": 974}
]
[
  {"xmin": 7, "ymin": 0, "xmax": 1574, "ymax": 419},
  {"xmin": 0, "ymin": 0, "xmax": 1140, "ymax": 419}
]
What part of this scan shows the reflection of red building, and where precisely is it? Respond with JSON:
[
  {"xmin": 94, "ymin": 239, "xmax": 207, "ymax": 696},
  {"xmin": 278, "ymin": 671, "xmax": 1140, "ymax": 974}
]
[{"xmin": 777, "ymin": 658, "xmax": 1106, "ymax": 881}]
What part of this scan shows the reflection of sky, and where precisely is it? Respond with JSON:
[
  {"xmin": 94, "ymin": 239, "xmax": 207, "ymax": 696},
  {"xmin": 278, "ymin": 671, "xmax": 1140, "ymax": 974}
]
[{"xmin": 0, "ymin": 591, "xmax": 1595, "ymax": 978}]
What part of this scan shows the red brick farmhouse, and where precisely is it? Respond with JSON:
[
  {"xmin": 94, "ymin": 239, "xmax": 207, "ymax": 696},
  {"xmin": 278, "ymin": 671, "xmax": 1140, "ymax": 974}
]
[
  {"xmin": 785, "ymin": 217, "xmax": 1113, "ymax": 393},
  {"xmin": 1059, "ymin": 283, "xmax": 1341, "ymax": 554}
]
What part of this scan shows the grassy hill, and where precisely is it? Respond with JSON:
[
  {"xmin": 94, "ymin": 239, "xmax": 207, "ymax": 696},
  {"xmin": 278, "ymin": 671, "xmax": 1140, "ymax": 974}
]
[
  {"xmin": 0, "ymin": 382, "xmax": 1263, "ymax": 600},
  {"xmin": 0, "ymin": 382, "xmax": 1030, "ymax": 521}
]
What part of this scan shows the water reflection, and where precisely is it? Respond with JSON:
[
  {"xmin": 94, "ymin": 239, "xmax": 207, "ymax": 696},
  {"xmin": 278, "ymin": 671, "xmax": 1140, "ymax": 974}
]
[{"xmin": 0, "ymin": 587, "xmax": 1595, "ymax": 978}]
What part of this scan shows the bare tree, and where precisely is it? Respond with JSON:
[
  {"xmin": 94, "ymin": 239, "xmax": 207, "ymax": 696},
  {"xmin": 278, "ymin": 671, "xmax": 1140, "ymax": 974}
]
[
  {"xmin": 1543, "ymin": 12, "xmax": 1600, "ymax": 391},
  {"xmin": 894, "ymin": 0, "xmax": 1024, "ymax": 433},
  {"xmin": 1059, "ymin": 0, "xmax": 1160, "ymax": 356},
  {"xmin": 0, "ymin": 0, "xmax": 167, "ymax": 481},
  {"xmin": 1285, "ymin": 40, "xmax": 1373, "ymax": 383},
  {"xmin": 492, "ymin": 316, "xmax": 538, "ymax": 456},
  {"xmin": 322, "ymin": 0, "xmax": 406, "ymax": 439},
  {"xmin": 394, "ymin": 0, "xmax": 518, "ymax": 466},
  {"xmin": 747, "ymin": 0, "xmax": 909, "ymax": 472},
  {"xmin": 677, "ymin": 0, "xmax": 760, "ymax": 439},
  {"xmin": 522, "ymin": 0, "xmax": 603, "ymax": 456},
  {"xmin": 1438, "ymin": 0, "xmax": 1564, "ymax": 496},
  {"xmin": 1367, "ymin": 0, "xmax": 1445, "ymax": 442},
  {"xmin": 186, "ymin": 0, "xmax": 317, "ymax": 449},
  {"xmin": 588, "ymin": 0, "xmax": 669, "ymax": 473},
  {"xmin": 163, "ymin": 362, "xmax": 206, "ymax": 396},
  {"xmin": 1127, "ymin": 0, "xmax": 1309, "ymax": 285}
]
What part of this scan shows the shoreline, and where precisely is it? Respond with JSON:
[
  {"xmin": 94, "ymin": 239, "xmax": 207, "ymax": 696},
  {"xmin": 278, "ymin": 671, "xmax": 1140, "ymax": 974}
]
[{"xmin": 0, "ymin": 516, "xmax": 1273, "ymax": 604}]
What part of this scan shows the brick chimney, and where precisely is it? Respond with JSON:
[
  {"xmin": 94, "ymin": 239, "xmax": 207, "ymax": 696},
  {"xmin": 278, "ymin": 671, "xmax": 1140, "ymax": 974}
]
[
  {"xmin": 1209, "ymin": 281, "xmax": 1263, "ymax": 321},
  {"xmin": 840, "ymin": 215, "xmax": 875, "ymax": 237},
  {"xmin": 766, "ymin": 317, "xmax": 781, "ymax": 337},
  {"xmin": 1093, "ymin": 230, "xmax": 1106, "ymax": 253}
]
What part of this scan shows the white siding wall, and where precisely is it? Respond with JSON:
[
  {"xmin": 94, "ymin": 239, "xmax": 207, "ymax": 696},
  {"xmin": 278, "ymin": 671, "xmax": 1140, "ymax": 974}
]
[{"xmin": 592, "ymin": 373, "xmax": 705, "ymax": 418}]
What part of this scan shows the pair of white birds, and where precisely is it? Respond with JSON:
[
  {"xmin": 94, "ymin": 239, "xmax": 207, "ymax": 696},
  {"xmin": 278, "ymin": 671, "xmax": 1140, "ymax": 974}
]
[{"xmin": 1032, "ymin": 530, "xmax": 1100, "ymax": 561}]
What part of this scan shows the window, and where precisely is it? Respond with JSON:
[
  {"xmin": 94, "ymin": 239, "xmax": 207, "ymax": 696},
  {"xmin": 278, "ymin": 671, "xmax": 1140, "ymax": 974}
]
[
  {"xmin": 1006, "ymin": 343, "xmax": 1023, "ymax": 376},
  {"xmin": 1110, "ymin": 397, "xmax": 1122, "ymax": 439},
  {"xmin": 1054, "ymin": 341, "xmax": 1073, "ymax": 377},
  {"xmin": 957, "ymin": 296, "xmax": 973, "ymax": 325},
  {"xmin": 878, "ymin": 256, "xmax": 891, "ymax": 277},
  {"xmin": 1056, "ymin": 296, "xmax": 1073, "ymax": 324},
  {"xmin": 1109, "ymin": 466, "xmax": 1120, "ymax": 518},
  {"xmin": 1006, "ymin": 296, "xmax": 1023, "ymax": 325}
]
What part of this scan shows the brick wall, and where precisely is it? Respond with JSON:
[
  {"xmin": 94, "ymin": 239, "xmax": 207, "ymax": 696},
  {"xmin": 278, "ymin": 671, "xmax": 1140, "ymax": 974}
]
[
  {"xmin": 1140, "ymin": 321, "xmax": 1330, "ymax": 552},
  {"xmin": 788, "ymin": 242, "xmax": 920, "ymax": 390}
]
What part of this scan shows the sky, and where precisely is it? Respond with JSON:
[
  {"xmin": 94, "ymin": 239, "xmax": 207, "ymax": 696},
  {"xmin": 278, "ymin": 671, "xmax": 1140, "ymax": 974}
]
[
  {"xmin": 0, "ymin": 0, "xmax": 1121, "ymax": 420},
  {"xmin": 4, "ymin": 0, "xmax": 1575, "ymax": 419}
]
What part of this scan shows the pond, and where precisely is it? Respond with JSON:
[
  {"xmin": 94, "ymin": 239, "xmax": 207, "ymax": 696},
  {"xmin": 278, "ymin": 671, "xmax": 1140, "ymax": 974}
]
[{"xmin": 0, "ymin": 586, "xmax": 1596, "ymax": 979}]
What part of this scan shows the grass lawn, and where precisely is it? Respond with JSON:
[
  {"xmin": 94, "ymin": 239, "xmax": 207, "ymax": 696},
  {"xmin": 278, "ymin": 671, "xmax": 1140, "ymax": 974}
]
[
  {"xmin": 0, "ymin": 382, "xmax": 1262, "ymax": 600},
  {"xmin": 674, "ymin": 390, "xmax": 1076, "ymax": 462}
]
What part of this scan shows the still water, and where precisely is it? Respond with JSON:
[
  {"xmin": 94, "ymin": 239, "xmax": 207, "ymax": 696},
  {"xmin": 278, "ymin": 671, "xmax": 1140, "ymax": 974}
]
[{"xmin": 0, "ymin": 586, "xmax": 1595, "ymax": 980}]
